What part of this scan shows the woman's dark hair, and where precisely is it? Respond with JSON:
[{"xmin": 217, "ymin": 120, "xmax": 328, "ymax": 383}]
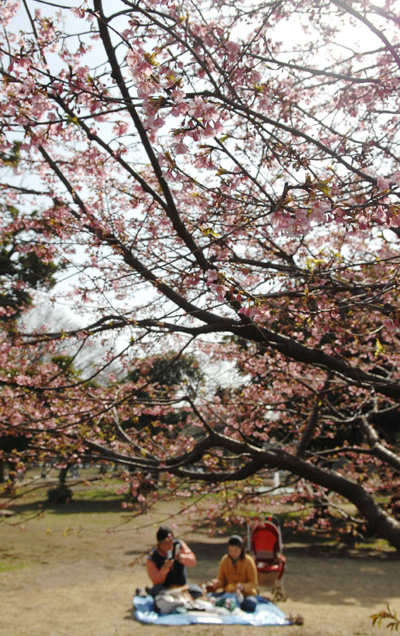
[{"xmin": 228, "ymin": 534, "xmax": 245, "ymax": 559}]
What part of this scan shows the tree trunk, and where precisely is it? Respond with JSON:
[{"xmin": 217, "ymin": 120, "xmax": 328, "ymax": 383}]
[
  {"xmin": 59, "ymin": 466, "xmax": 69, "ymax": 485},
  {"xmin": 268, "ymin": 449, "xmax": 400, "ymax": 552}
]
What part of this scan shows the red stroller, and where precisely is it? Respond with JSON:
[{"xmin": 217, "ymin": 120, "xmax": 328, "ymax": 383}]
[{"xmin": 250, "ymin": 516, "xmax": 288, "ymax": 601}]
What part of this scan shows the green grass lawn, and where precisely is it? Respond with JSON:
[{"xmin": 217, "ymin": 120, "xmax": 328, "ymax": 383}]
[{"xmin": 1, "ymin": 465, "xmax": 395, "ymax": 555}]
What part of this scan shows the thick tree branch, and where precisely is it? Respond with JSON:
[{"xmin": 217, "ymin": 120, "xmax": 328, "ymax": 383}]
[
  {"xmin": 359, "ymin": 415, "xmax": 400, "ymax": 472},
  {"xmin": 94, "ymin": 0, "xmax": 211, "ymax": 272}
]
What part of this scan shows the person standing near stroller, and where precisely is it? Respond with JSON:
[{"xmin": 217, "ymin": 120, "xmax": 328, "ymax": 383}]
[{"xmin": 207, "ymin": 535, "xmax": 259, "ymax": 612}]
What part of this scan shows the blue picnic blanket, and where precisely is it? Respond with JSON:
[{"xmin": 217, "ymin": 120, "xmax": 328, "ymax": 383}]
[{"xmin": 133, "ymin": 594, "xmax": 291, "ymax": 626}]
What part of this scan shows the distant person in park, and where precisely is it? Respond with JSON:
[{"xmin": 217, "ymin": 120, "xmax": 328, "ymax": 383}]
[
  {"xmin": 146, "ymin": 525, "xmax": 203, "ymax": 599},
  {"xmin": 206, "ymin": 534, "xmax": 259, "ymax": 612}
]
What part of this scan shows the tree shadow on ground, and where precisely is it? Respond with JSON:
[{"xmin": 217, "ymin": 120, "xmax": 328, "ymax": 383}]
[
  {"xmin": 7, "ymin": 497, "xmax": 128, "ymax": 515},
  {"xmin": 124, "ymin": 539, "xmax": 226, "ymax": 559},
  {"xmin": 284, "ymin": 543, "xmax": 399, "ymax": 560}
]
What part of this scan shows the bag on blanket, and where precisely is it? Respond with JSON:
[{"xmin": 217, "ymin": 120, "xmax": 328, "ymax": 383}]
[
  {"xmin": 154, "ymin": 587, "xmax": 193, "ymax": 615},
  {"xmin": 154, "ymin": 587, "xmax": 231, "ymax": 616}
]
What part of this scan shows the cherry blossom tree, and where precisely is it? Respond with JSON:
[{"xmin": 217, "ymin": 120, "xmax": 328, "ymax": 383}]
[{"xmin": 1, "ymin": 0, "xmax": 400, "ymax": 549}]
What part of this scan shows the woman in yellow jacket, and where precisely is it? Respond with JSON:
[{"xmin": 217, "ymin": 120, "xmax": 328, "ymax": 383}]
[{"xmin": 208, "ymin": 535, "xmax": 259, "ymax": 612}]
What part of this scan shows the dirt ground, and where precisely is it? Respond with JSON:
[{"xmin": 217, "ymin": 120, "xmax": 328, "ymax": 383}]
[{"xmin": 1, "ymin": 498, "xmax": 399, "ymax": 636}]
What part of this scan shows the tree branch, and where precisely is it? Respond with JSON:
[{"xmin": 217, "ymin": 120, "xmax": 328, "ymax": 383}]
[{"xmin": 359, "ymin": 415, "xmax": 400, "ymax": 472}]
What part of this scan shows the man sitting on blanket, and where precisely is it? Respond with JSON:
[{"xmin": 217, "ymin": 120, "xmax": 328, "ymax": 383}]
[{"xmin": 146, "ymin": 525, "xmax": 203, "ymax": 599}]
